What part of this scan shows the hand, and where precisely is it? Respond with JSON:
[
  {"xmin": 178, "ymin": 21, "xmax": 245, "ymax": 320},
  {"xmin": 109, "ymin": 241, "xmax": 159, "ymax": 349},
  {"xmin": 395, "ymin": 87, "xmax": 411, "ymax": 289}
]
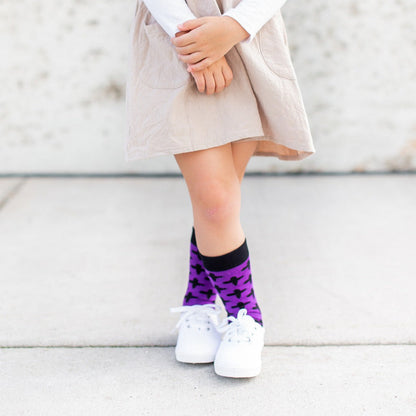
[
  {"xmin": 189, "ymin": 55, "xmax": 233, "ymax": 95},
  {"xmin": 170, "ymin": 16, "xmax": 250, "ymax": 72}
]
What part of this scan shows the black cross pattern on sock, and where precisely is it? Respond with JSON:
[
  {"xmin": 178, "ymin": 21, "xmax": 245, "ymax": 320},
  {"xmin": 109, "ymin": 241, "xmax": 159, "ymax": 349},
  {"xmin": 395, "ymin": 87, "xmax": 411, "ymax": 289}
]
[
  {"xmin": 247, "ymin": 288, "xmax": 255, "ymax": 297},
  {"xmin": 225, "ymin": 288, "xmax": 246, "ymax": 299},
  {"xmin": 200, "ymin": 289, "xmax": 215, "ymax": 299},
  {"xmin": 208, "ymin": 272, "xmax": 221, "ymax": 282},
  {"xmin": 214, "ymin": 285, "xmax": 226, "ymax": 294},
  {"xmin": 222, "ymin": 275, "xmax": 244, "ymax": 286},
  {"xmin": 231, "ymin": 301, "xmax": 250, "ymax": 310},
  {"xmin": 222, "ymin": 298, "xmax": 231, "ymax": 305},
  {"xmin": 241, "ymin": 259, "xmax": 250, "ymax": 271},
  {"xmin": 189, "ymin": 278, "xmax": 204, "ymax": 289},
  {"xmin": 191, "ymin": 263, "xmax": 205, "ymax": 275},
  {"xmin": 253, "ymin": 302, "xmax": 261, "ymax": 311},
  {"xmin": 184, "ymin": 292, "xmax": 198, "ymax": 303},
  {"xmin": 243, "ymin": 273, "xmax": 252, "ymax": 285},
  {"xmin": 191, "ymin": 249, "xmax": 203, "ymax": 261}
]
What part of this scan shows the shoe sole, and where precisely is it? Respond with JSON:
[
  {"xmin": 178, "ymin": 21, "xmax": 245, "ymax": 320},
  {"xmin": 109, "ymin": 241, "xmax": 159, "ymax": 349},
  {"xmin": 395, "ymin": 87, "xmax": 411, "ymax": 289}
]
[
  {"xmin": 175, "ymin": 351, "xmax": 215, "ymax": 364},
  {"xmin": 214, "ymin": 363, "xmax": 261, "ymax": 378}
]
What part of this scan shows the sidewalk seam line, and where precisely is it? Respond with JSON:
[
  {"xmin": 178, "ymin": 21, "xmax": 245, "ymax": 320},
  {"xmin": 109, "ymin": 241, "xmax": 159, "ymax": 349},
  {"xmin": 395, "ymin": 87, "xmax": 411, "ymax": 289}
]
[
  {"xmin": 0, "ymin": 178, "xmax": 27, "ymax": 212},
  {"xmin": 1, "ymin": 343, "xmax": 415, "ymax": 349}
]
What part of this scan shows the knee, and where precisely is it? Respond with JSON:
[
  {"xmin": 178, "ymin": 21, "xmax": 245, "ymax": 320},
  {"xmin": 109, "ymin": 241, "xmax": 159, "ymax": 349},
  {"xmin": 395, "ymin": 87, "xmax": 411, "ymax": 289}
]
[{"xmin": 192, "ymin": 179, "xmax": 240, "ymax": 224}]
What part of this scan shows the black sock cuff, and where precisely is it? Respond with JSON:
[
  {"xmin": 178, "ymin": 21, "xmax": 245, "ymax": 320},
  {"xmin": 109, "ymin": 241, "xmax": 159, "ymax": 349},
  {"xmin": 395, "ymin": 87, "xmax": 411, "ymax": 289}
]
[
  {"xmin": 200, "ymin": 238, "xmax": 249, "ymax": 272},
  {"xmin": 191, "ymin": 226, "xmax": 197, "ymax": 245}
]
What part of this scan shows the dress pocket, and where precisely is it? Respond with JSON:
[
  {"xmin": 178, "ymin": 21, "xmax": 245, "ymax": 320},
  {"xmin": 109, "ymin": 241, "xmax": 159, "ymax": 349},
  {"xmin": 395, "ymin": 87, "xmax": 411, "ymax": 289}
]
[
  {"xmin": 137, "ymin": 12, "xmax": 190, "ymax": 89},
  {"xmin": 257, "ymin": 13, "xmax": 297, "ymax": 80}
]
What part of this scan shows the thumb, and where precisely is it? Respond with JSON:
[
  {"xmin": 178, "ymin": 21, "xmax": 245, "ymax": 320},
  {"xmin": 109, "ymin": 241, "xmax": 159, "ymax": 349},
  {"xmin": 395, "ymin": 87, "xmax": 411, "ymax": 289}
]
[{"xmin": 177, "ymin": 18, "xmax": 203, "ymax": 31}]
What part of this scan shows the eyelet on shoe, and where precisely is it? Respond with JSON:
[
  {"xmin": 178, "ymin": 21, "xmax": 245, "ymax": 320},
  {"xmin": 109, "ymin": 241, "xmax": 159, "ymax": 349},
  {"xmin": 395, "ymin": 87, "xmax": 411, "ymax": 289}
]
[
  {"xmin": 207, "ymin": 328, "xmax": 210, "ymax": 331},
  {"xmin": 187, "ymin": 325, "xmax": 190, "ymax": 328}
]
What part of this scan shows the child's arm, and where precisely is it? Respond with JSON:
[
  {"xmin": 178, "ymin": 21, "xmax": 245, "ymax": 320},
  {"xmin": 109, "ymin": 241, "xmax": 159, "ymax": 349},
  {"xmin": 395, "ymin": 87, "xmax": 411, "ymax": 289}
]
[{"xmin": 172, "ymin": 0, "xmax": 289, "ymax": 72}]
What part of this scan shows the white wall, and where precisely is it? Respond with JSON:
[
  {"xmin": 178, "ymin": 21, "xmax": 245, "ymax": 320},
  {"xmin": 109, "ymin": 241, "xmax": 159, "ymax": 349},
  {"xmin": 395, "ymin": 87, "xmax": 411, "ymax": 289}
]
[{"xmin": 0, "ymin": 0, "xmax": 415, "ymax": 173}]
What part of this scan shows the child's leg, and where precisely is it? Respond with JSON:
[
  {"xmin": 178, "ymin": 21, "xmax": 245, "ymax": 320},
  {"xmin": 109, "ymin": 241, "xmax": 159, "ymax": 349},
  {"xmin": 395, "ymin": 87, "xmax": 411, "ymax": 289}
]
[
  {"xmin": 181, "ymin": 140, "xmax": 256, "ymax": 306},
  {"xmin": 174, "ymin": 141, "xmax": 263, "ymax": 325},
  {"xmin": 175, "ymin": 142, "xmax": 244, "ymax": 256}
]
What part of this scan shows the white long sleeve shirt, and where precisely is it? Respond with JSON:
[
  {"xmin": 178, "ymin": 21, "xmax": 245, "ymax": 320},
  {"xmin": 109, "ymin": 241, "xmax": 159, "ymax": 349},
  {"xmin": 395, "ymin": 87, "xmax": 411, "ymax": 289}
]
[{"xmin": 141, "ymin": 0, "xmax": 288, "ymax": 44}]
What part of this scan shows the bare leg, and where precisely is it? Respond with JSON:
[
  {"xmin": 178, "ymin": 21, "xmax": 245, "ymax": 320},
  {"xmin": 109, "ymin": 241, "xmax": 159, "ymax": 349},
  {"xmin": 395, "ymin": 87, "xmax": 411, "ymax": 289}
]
[{"xmin": 174, "ymin": 140, "xmax": 257, "ymax": 256}]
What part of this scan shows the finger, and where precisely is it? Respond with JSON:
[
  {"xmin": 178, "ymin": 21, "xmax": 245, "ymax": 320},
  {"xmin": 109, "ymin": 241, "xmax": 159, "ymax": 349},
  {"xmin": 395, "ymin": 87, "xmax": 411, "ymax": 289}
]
[
  {"xmin": 204, "ymin": 71, "xmax": 215, "ymax": 95},
  {"xmin": 193, "ymin": 72, "xmax": 206, "ymax": 93},
  {"xmin": 213, "ymin": 68, "xmax": 225, "ymax": 93},
  {"xmin": 178, "ymin": 51, "xmax": 205, "ymax": 65},
  {"xmin": 174, "ymin": 30, "xmax": 189, "ymax": 38},
  {"xmin": 177, "ymin": 18, "xmax": 204, "ymax": 32},
  {"xmin": 170, "ymin": 31, "xmax": 195, "ymax": 47},
  {"xmin": 222, "ymin": 64, "xmax": 233, "ymax": 88},
  {"xmin": 187, "ymin": 57, "xmax": 212, "ymax": 72},
  {"xmin": 174, "ymin": 43, "xmax": 199, "ymax": 56}
]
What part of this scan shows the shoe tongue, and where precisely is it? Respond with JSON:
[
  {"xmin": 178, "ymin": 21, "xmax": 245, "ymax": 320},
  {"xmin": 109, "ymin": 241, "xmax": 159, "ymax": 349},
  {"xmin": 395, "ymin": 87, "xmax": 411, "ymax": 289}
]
[{"xmin": 239, "ymin": 313, "xmax": 255, "ymax": 326}]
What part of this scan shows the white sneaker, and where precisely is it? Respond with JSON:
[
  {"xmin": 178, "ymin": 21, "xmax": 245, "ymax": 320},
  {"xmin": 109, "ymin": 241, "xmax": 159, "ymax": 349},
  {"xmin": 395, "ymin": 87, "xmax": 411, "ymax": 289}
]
[
  {"xmin": 170, "ymin": 304, "xmax": 223, "ymax": 364},
  {"xmin": 214, "ymin": 309, "xmax": 265, "ymax": 378}
]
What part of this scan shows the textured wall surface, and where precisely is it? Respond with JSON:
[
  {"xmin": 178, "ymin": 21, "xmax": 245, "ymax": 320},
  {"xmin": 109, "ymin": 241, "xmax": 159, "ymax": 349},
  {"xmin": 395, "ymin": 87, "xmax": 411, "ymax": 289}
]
[{"xmin": 0, "ymin": 0, "xmax": 415, "ymax": 173}]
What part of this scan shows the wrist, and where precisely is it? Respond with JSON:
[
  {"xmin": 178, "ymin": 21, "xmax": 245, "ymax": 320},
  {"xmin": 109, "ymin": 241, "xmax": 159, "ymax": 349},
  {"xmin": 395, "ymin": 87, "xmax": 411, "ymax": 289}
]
[{"xmin": 221, "ymin": 15, "xmax": 250, "ymax": 45}]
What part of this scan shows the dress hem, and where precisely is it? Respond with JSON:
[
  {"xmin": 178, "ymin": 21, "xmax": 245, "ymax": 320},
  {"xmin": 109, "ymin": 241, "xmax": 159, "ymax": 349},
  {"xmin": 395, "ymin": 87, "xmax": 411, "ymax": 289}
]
[{"xmin": 124, "ymin": 131, "xmax": 315, "ymax": 162}]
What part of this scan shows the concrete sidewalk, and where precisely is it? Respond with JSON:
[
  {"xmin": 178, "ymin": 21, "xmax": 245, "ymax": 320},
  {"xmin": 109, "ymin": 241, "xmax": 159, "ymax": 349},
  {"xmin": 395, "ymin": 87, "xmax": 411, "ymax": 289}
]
[{"xmin": 0, "ymin": 174, "xmax": 415, "ymax": 415}]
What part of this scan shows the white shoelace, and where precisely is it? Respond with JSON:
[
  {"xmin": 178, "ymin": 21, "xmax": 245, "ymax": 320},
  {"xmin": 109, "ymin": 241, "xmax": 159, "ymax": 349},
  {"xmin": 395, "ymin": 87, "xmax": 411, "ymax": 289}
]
[
  {"xmin": 170, "ymin": 303, "xmax": 221, "ymax": 333},
  {"xmin": 216, "ymin": 308, "xmax": 257, "ymax": 342}
]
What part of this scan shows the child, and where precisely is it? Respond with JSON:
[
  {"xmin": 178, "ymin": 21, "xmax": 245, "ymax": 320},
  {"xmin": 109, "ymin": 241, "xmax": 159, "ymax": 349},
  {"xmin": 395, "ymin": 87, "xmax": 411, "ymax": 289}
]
[{"xmin": 125, "ymin": 0, "xmax": 316, "ymax": 378}]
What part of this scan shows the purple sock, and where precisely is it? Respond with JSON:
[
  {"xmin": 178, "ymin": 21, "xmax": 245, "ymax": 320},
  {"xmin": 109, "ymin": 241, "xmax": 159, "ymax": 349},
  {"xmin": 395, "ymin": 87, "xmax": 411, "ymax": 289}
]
[
  {"xmin": 200, "ymin": 238, "xmax": 263, "ymax": 326},
  {"xmin": 182, "ymin": 227, "xmax": 217, "ymax": 306}
]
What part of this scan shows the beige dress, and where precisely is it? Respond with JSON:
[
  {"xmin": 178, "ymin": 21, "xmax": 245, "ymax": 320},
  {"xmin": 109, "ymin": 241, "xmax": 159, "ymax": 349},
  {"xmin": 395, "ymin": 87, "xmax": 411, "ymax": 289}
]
[{"xmin": 124, "ymin": 0, "xmax": 316, "ymax": 161}]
